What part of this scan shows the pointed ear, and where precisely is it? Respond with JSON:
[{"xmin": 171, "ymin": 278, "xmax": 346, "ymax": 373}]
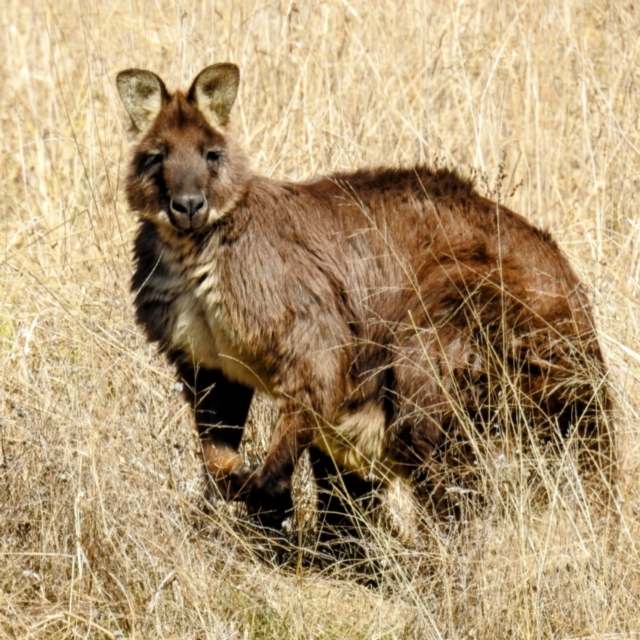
[
  {"xmin": 188, "ymin": 63, "xmax": 240, "ymax": 128},
  {"xmin": 116, "ymin": 69, "xmax": 169, "ymax": 133}
]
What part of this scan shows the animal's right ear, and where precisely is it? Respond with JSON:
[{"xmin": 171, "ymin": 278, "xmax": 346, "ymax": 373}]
[
  {"xmin": 116, "ymin": 69, "xmax": 169, "ymax": 133},
  {"xmin": 188, "ymin": 63, "xmax": 240, "ymax": 128}
]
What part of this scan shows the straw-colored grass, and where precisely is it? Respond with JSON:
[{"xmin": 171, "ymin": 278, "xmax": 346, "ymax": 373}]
[{"xmin": 1, "ymin": 1, "xmax": 639, "ymax": 638}]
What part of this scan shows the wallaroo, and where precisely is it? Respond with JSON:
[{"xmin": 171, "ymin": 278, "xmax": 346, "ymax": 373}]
[{"xmin": 117, "ymin": 63, "xmax": 614, "ymax": 537}]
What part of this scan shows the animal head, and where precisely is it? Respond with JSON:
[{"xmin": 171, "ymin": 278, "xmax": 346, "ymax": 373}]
[{"xmin": 117, "ymin": 63, "xmax": 250, "ymax": 233}]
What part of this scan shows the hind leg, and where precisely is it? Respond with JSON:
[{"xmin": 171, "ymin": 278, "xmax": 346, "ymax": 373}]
[{"xmin": 309, "ymin": 446, "xmax": 383, "ymax": 561}]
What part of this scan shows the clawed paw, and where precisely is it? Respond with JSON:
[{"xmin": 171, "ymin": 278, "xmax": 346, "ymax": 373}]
[
  {"xmin": 245, "ymin": 470, "xmax": 293, "ymax": 530},
  {"xmin": 209, "ymin": 461, "xmax": 294, "ymax": 531}
]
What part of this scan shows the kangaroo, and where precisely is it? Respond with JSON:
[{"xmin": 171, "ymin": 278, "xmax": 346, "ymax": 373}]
[{"xmin": 116, "ymin": 63, "xmax": 613, "ymax": 532}]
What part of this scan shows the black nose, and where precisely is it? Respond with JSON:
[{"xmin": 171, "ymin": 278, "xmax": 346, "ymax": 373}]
[{"xmin": 170, "ymin": 194, "xmax": 206, "ymax": 218}]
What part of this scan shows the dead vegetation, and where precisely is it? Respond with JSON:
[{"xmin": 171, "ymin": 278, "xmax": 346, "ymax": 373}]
[{"xmin": 1, "ymin": 1, "xmax": 640, "ymax": 638}]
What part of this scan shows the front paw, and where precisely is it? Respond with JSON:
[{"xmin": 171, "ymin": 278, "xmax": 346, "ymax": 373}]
[
  {"xmin": 201, "ymin": 442, "xmax": 254, "ymax": 502},
  {"xmin": 211, "ymin": 463, "xmax": 254, "ymax": 502},
  {"xmin": 246, "ymin": 469, "xmax": 293, "ymax": 530}
]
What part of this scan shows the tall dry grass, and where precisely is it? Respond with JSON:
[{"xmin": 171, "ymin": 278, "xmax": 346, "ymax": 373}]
[{"xmin": 1, "ymin": 0, "xmax": 639, "ymax": 638}]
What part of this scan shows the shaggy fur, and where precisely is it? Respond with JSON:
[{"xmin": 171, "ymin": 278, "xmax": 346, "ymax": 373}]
[{"xmin": 117, "ymin": 64, "xmax": 612, "ymax": 529}]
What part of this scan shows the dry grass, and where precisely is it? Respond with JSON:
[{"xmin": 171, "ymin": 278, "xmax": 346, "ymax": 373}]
[{"xmin": 1, "ymin": 0, "xmax": 640, "ymax": 638}]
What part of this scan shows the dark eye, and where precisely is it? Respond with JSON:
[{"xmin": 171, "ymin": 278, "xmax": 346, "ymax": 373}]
[
  {"xmin": 141, "ymin": 153, "xmax": 163, "ymax": 172},
  {"xmin": 206, "ymin": 150, "xmax": 221, "ymax": 164}
]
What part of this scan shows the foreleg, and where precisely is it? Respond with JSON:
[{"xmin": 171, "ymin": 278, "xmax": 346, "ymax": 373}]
[
  {"xmin": 246, "ymin": 399, "xmax": 321, "ymax": 528},
  {"xmin": 175, "ymin": 360, "xmax": 254, "ymax": 500}
]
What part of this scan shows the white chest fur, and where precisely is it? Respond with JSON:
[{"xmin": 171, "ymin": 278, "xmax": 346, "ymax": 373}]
[
  {"xmin": 168, "ymin": 260, "xmax": 266, "ymax": 391},
  {"xmin": 170, "ymin": 290, "xmax": 221, "ymax": 368}
]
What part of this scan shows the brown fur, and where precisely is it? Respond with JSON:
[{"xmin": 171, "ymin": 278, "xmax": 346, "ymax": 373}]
[{"xmin": 117, "ymin": 64, "xmax": 613, "ymax": 529}]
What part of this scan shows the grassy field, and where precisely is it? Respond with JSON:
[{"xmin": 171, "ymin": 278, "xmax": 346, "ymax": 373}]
[{"xmin": 1, "ymin": 0, "xmax": 640, "ymax": 638}]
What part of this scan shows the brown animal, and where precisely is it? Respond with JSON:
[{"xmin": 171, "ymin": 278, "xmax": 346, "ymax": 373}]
[{"xmin": 116, "ymin": 63, "xmax": 612, "ymax": 532}]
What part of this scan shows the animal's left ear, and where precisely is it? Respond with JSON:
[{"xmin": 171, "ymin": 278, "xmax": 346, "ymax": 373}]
[{"xmin": 188, "ymin": 63, "xmax": 240, "ymax": 128}]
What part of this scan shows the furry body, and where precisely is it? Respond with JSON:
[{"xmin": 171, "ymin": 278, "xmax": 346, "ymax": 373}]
[{"xmin": 118, "ymin": 64, "xmax": 611, "ymax": 527}]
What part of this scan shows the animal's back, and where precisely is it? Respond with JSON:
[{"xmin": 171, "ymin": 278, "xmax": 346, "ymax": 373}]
[
  {"xmin": 292, "ymin": 165, "xmax": 595, "ymax": 357},
  {"xmin": 298, "ymin": 166, "xmax": 584, "ymax": 323}
]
